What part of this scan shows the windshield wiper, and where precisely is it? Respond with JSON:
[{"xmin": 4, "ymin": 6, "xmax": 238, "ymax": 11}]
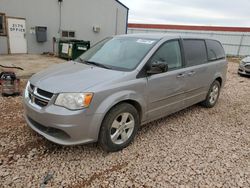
[{"xmin": 79, "ymin": 58, "xmax": 112, "ymax": 70}]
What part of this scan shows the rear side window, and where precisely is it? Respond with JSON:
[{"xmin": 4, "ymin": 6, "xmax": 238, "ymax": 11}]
[
  {"xmin": 183, "ymin": 39, "xmax": 207, "ymax": 67},
  {"xmin": 206, "ymin": 40, "xmax": 225, "ymax": 61}
]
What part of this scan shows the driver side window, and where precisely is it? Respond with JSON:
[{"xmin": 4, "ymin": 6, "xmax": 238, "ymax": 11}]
[{"xmin": 151, "ymin": 40, "xmax": 183, "ymax": 71}]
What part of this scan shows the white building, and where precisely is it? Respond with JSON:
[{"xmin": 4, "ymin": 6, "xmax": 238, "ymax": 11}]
[
  {"xmin": 0, "ymin": 0, "xmax": 129, "ymax": 54},
  {"xmin": 128, "ymin": 23, "xmax": 250, "ymax": 56}
]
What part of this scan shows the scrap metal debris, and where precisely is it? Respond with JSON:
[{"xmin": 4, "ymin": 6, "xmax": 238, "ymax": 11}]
[
  {"xmin": 40, "ymin": 172, "xmax": 54, "ymax": 188},
  {"xmin": 0, "ymin": 72, "xmax": 21, "ymax": 96},
  {"xmin": 0, "ymin": 64, "xmax": 24, "ymax": 70}
]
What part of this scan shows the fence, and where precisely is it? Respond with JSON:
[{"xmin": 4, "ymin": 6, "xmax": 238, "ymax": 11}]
[{"xmin": 128, "ymin": 27, "xmax": 250, "ymax": 56}]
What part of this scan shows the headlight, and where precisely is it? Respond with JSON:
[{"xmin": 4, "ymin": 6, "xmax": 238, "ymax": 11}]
[
  {"xmin": 240, "ymin": 61, "xmax": 246, "ymax": 66},
  {"xmin": 24, "ymin": 81, "xmax": 30, "ymax": 98},
  {"xmin": 55, "ymin": 93, "xmax": 93, "ymax": 110}
]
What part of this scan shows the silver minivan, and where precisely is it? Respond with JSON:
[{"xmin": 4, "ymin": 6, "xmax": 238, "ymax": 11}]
[{"xmin": 23, "ymin": 34, "xmax": 228, "ymax": 152}]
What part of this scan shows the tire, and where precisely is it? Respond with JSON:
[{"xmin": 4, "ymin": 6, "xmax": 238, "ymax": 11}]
[
  {"xmin": 238, "ymin": 73, "xmax": 250, "ymax": 78},
  {"xmin": 99, "ymin": 103, "xmax": 140, "ymax": 152},
  {"xmin": 238, "ymin": 72, "xmax": 244, "ymax": 77},
  {"xmin": 201, "ymin": 80, "xmax": 221, "ymax": 108}
]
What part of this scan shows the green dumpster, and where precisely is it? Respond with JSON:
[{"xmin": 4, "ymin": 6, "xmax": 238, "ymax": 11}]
[{"xmin": 58, "ymin": 40, "xmax": 90, "ymax": 60}]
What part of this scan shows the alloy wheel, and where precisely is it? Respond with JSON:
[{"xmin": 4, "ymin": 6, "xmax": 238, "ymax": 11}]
[
  {"xmin": 110, "ymin": 112, "xmax": 135, "ymax": 145},
  {"xmin": 209, "ymin": 84, "xmax": 219, "ymax": 105}
]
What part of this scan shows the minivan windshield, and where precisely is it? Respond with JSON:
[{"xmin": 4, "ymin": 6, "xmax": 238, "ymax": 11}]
[{"xmin": 77, "ymin": 37, "xmax": 158, "ymax": 71}]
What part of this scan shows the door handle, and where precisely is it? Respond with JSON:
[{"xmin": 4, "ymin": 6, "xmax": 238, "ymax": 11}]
[
  {"xmin": 188, "ymin": 71, "xmax": 195, "ymax": 76},
  {"xmin": 177, "ymin": 73, "xmax": 186, "ymax": 78}
]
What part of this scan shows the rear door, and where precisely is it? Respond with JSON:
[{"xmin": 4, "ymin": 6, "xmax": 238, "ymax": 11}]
[
  {"xmin": 205, "ymin": 39, "xmax": 227, "ymax": 87},
  {"xmin": 146, "ymin": 39, "xmax": 186, "ymax": 121},
  {"xmin": 181, "ymin": 39, "xmax": 210, "ymax": 107}
]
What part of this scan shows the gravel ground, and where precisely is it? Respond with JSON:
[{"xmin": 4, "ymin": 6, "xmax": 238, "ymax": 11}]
[{"xmin": 0, "ymin": 61, "xmax": 249, "ymax": 187}]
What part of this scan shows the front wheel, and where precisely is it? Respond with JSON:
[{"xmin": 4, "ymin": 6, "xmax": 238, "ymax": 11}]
[
  {"xmin": 99, "ymin": 103, "xmax": 139, "ymax": 152},
  {"xmin": 201, "ymin": 80, "xmax": 221, "ymax": 108}
]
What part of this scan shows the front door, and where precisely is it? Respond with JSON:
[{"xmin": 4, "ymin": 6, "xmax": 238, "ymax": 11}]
[
  {"xmin": 7, "ymin": 17, "xmax": 27, "ymax": 54},
  {"xmin": 146, "ymin": 40, "xmax": 186, "ymax": 121}
]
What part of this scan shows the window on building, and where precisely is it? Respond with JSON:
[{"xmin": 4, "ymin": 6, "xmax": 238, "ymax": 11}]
[
  {"xmin": 0, "ymin": 13, "xmax": 7, "ymax": 36},
  {"xmin": 151, "ymin": 40, "xmax": 182, "ymax": 71},
  {"xmin": 68, "ymin": 31, "xmax": 75, "ymax": 38},
  {"xmin": 62, "ymin": 31, "xmax": 68, "ymax": 37},
  {"xmin": 206, "ymin": 39, "xmax": 225, "ymax": 61},
  {"xmin": 62, "ymin": 30, "xmax": 75, "ymax": 38},
  {"xmin": 183, "ymin": 39, "xmax": 207, "ymax": 67}
]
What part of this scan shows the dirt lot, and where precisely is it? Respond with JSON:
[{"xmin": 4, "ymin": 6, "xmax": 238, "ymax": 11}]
[
  {"xmin": 0, "ymin": 61, "xmax": 249, "ymax": 187},
  {"xmin": 0, "ymin": 54, "xmax": 65, "ymax": 78}
]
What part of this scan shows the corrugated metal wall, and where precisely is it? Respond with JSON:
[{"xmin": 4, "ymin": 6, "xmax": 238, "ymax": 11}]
[{"xmin": 128, "ymin": 28, "xmax": 250, "ymax": 56}]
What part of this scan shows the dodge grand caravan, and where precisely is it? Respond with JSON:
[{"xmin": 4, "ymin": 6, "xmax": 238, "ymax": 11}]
[{"xmin": 23, "ymin": 34, "xmax": 228, "ymax": 152}]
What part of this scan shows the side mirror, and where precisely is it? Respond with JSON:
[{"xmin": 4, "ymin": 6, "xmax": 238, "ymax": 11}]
[{"xmin": 147, "ymin": 61, "xmax": 168, "ymax": 75}]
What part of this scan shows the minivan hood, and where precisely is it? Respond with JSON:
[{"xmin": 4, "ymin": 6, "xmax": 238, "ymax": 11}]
[{"xmin": 30, "ymin": 62, "xmax": 125, "ymax": 93}]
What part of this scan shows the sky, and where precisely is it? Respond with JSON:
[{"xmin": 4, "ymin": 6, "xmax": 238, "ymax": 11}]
[{"xmin": 119, "ymin": 0, "xmax": 250, "ymax": 27}]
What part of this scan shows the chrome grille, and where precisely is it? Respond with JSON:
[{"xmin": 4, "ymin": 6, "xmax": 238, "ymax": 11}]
[
  {"xmin": 37, "ymin": 88, "xmax": 53, "ymax": 98},
  {"xmin": 245, "ymin": 64, "xmax": 250, "ymax": 70},
  {"xmin": 28, "ymin": 84, "xmax": 53, "ymax": 108}
]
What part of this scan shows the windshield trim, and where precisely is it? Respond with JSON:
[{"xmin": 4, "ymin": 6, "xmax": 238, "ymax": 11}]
[{"xmin": 76, "ymin": 37, "xmax": 160, "ymax": 72}]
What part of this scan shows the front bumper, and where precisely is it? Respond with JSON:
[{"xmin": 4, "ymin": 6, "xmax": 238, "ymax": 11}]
[
  {"xmin": 238, "ymin": 64, "xmax": 250, "ymax": 76},
  {"xmin": 23, "ymin": 97, "xmax": 103, "ymax": 145}
]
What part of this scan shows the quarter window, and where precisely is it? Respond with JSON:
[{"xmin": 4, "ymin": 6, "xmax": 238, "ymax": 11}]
[
  {"xmin": 151, "ymin": 40, "xmax": 182, "ymax": 71},
  {"xmin": 0, "ymin": 13, "xmax": 6, "ymax": 36},
  {"xmin": 183, "ymin": 39, "xmax": 207, "ymax": 67},
  {"xmin": 206, "ymin": 40, "xmax": 225, "ymax": 61}
]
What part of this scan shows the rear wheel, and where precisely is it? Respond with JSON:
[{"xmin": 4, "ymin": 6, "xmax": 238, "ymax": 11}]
[
  {"xmin": 99, "ymin": 103, "xmax": 139, "ymax": 152},
  {"xmin": 201, "ymin": 80, "xmax": 221, "ymax": 108}
]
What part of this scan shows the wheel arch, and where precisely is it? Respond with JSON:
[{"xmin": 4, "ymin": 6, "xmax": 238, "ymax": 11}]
[
  {"xmin": 95, "ymin": 90, "xmax": 146, "ymax": 134},
  {"xmin": 212, "ymin": 71, "xmax": 224, "ymax": 87},
  {"xmin": 215, "ymin": 77, "xmax": 222, "ymax": 86},
  {"xmin": 111, "ymin": 99, "xmax": 143, "ymax": 122},
  {"xmin": 97, "ymin": 97, "xmax": 144, "ymax": 141}
]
